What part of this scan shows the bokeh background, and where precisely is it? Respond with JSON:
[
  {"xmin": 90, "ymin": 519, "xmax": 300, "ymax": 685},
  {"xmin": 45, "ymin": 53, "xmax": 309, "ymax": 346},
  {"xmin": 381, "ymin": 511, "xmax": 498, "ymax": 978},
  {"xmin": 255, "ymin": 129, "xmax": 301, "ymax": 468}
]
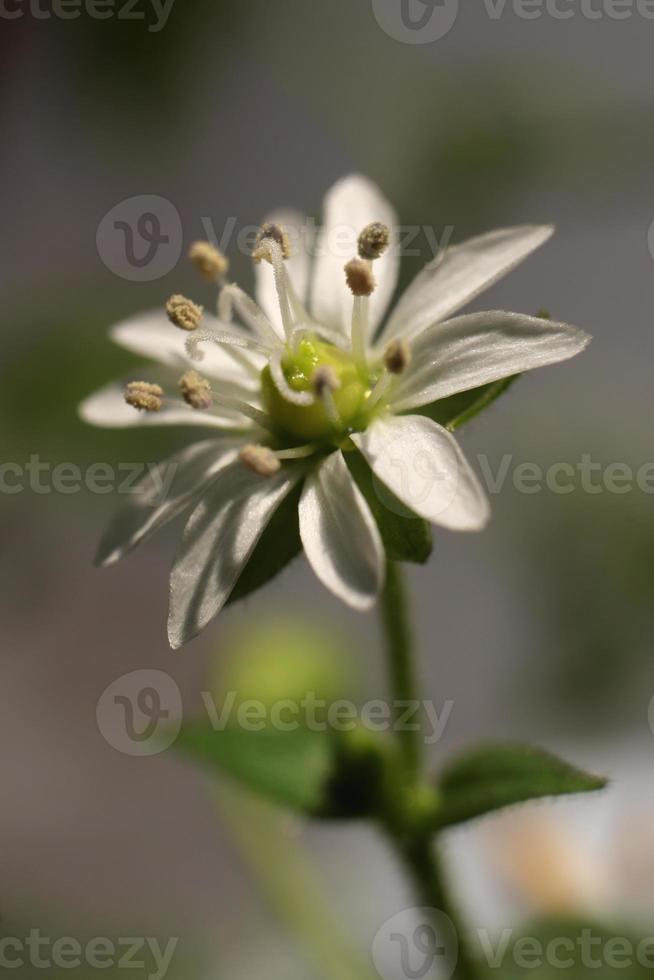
[{"xmin": 3, "ymin": 1, "xmax": 654, "ymax": 977}]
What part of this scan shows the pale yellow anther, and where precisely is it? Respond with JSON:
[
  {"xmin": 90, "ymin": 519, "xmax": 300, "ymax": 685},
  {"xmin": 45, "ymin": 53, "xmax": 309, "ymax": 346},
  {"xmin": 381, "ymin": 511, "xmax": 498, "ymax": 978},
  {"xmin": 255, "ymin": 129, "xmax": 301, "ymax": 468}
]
[
  {"xmin": 188, "ymin": 241, "xmax": 230, "ymax": 281},
  {"xmin": 252, "ymin": 223, "xmax": 291, "ymax": 264},
  {"xmin": 344, "ymin": 258, "xmax": 375, "ymax": 297},
  {"xmin": 239, "ymin": 444, "xmax": 281, "ymax": 477},
  {"xmin": 179, "ymin": 370, "xmax": 212, "ymax": 410},
  {"xmin": 166, "ymin": 294, "xmax": 203, "ymax": 331},
  {"xmin": 312, "ymin": 365, "xmax": 341, "ymax": 398},
  {"xmin": 124, "ymin": 381, "xmax": 164, "ymax": 412},
  {"xmin": 384, "ymin": 338, "xmax": 411, "ymax": 375},
  {"xmin": 358, "ymin": 222, "xmax": 390, "ymax": 261}
]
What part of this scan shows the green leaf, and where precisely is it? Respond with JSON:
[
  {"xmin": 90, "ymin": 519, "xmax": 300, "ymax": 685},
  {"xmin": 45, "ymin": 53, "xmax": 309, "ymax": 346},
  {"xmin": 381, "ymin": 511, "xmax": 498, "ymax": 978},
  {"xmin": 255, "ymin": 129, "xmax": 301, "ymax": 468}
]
[
  {"xmin": 344, "ymin": 449, "xmax": 432, "ymax": 564},
  {"xmin": 226, "ymin": 482, "xmax": 303, "ymax": 605},
  {"xmin": 174, "ymin": 723, "xmax": 333, "ymax": 811},
  {"xmin": 435, "ymin": 743, "xmax": 606, "ymax": 829},
  {"xmin": 418, "ymin": 375, "xmax": 520, "ymax": 431}
]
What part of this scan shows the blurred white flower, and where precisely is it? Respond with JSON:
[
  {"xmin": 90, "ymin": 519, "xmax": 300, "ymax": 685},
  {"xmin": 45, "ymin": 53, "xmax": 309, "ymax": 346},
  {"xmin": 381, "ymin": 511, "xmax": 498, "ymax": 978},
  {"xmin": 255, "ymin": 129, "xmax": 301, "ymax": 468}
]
[{"xmin": 80, "ymin": 174, "xmax": 589, "ymax": 647}]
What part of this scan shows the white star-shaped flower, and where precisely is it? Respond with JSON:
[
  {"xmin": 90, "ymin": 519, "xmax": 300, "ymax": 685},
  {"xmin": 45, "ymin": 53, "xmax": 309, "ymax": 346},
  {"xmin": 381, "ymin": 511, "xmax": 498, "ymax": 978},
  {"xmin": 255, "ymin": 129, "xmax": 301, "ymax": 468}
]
[{"xmin": 80, "ymin": 174, "xmax": 590, "ymax": 647}]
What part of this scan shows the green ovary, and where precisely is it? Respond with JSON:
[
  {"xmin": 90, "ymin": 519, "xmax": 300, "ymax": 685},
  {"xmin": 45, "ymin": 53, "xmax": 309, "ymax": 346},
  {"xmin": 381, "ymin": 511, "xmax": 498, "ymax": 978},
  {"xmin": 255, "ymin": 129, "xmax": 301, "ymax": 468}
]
[{"xmin": 261, "ymin": 337, "xmax": 374, "ymax": 443}]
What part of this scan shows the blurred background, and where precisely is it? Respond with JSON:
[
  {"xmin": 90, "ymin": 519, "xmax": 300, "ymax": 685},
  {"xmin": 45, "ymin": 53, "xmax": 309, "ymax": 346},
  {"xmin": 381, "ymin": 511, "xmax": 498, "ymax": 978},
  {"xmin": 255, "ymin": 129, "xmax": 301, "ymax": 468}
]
[{"xmin": 3, "ymin": 1, "xmax": 654, "ymax": 976}]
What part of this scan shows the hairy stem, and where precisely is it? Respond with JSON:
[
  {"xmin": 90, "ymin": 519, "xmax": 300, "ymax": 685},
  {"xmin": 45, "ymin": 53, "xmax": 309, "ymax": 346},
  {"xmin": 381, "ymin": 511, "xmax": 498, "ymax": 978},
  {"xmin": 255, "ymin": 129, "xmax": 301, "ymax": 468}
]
[{"xmin": 381, "ymin": 560, "xmax": 482, "ymax": 980}]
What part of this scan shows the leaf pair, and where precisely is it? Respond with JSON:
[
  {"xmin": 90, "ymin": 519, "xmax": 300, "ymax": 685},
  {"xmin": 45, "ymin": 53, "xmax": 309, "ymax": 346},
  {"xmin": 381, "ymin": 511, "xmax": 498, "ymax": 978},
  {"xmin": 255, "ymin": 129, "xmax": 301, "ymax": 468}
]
[{"xmin": 174, "ymin": 723, "xmax": 605, "ymax": 829}]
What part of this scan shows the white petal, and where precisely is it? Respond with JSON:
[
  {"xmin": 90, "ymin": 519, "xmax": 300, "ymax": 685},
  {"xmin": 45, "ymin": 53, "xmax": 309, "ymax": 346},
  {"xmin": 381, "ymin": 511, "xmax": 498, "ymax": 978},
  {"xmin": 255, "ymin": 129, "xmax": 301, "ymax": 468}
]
[
  {"xmin": 380, "ymin": 225, "xmax": 554, "ymax": 346},
  {"xmin": 168, "ymin": 463, "xmax": 301, "ymax": 648},
  {"xmin": 390, "ymin": 311, "xmax": 591, "ymax": 412},
  {"xmin": 111, "ymin": 310, "xmax": 261, "ymax": 386},
  {"xmin": 254, "ymin": 209, "xmax": 314, "ymax": 336},
  {"xmin": 310, "ymin": 174, "xmax": 399, "ymax": 338},
  {"xmin": 299, "ymin": 451, "xmax": 384, "ymax": 611},
  {"xmin": 78, "ymin": 380, "xmax": 249, "ymax": 429},
  {"xmin": 96, "ymin": 440, "xmax": 240, "ymax": 566},
  {"xmin": 351, "ymin": 415, "xmax": 489, "ymax": 532}
]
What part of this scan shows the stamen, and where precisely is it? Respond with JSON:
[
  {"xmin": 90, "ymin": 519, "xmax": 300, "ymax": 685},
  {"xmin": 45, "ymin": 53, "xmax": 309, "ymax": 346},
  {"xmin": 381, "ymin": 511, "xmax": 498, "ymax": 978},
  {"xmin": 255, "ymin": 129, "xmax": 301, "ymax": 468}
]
[
  {"xmin": 179, "ymin": 370, "xmax": 212, "ymax": 410},
  {"xmin": 384, "ymin": 338, "xmax": 411, "ymax": 375},
  {"xmin": 213, "ymin": 395, "xmax": 275, "ymax": 432},
  {"xmin": 350, "ymin": 295, "xmax": 369, "ymax": 366},
  {"xmin": 218, "ymin": 284, "xmax": 282, "ymax": 349},
  {"xmin": 239, "ymin": 444, "xmax": 281, "ymax": 477},
  {"xmin": 358, "ymin": 222, "xmax": 390, "ymax": 261},
  {"xmin": 312, "ymin": 365, "xmax": 340, "ymax": 398},
  {"xmin": 312, "ymin": 366, "xmax": 341, "ymax": 427},
  {"xmin": 185, "ymin": 328, "xmax": 270, "ymax": 364},
  {"xmin": 270, "ymin": 351, "xmax": 314, "ymax": 407},
  {"xmin": 289, "ymin": 323, "xmax": 349, "ymax": 351},
  {"xmin": 266, "ymin": 239, "xmax": 295, "ymax": 343},
  {"xmin": 275, "ymin": 444, "xmax": 318, "ymax": 460},
  {"xmin": 188, "ymin": 241, "xmax": 230, "ymax": 281},
  {"xmin": 344, "ymin": 258, "xmax": 375, "ymax": 297},
  {"xmin": 166, "ymin": 294, "xmax": 203, "ymax": 331},
  {"xmin": 124, "ymin": 381, "xmax": 163, "ymax": 412},
  {"xmin": 366, "ymin": 372, "xmax": 392, "ymax": 412},
  {"xmin": 252, "ymin": 223, "xmax": 291, "ymax": 263}
]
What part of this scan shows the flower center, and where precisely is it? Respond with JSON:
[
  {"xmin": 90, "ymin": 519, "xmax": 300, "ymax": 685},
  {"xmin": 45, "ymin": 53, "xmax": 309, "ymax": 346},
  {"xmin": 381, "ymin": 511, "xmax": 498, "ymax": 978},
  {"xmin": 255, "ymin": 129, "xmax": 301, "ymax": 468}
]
[{"xmin": 261, "ymin": 336, "xmax": 377, "ymax": 443}]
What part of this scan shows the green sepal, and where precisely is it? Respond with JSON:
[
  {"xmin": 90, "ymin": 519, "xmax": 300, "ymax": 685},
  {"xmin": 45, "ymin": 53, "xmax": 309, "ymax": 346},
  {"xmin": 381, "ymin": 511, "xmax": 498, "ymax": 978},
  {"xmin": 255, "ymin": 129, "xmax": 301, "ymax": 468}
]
[
  {"xmin": 417, "ymin": 375, "xmax": 520, "ymax": 431},
  {"xmin": 433, "ymin": 743, "xmax": 606, "ymax": 829},
  {"xmin": 345, "ymin": 449, "xmax": 432, "ymax": 564},
  {"xmin": 226, "ymin": 482, "xmax": 303, "ymax": 605}
]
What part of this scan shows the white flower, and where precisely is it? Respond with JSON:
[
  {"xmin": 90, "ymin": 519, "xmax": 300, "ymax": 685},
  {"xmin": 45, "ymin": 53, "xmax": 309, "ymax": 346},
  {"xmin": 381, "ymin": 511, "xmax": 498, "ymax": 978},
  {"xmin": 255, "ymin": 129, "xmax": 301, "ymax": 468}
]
[{"xmin": 80, "ymin": 174, "xmax": 590, "ymax": 648}]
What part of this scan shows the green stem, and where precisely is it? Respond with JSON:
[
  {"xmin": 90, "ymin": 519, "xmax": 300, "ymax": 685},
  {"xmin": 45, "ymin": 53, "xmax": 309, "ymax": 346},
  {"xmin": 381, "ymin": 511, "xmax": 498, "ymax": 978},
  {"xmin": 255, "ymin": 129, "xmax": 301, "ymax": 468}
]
[
  {"xmin": 380, "ymin": 560, "xmax": 483, "ymax": 980},
  {"xmin": 380, "ymin": 559, "xmax": 421, "ymax": 777}
]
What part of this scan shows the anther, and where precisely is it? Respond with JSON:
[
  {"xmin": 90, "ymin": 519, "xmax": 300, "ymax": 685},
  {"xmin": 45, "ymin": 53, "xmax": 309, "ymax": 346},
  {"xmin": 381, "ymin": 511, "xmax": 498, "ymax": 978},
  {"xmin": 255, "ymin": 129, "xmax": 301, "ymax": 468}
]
[
  {"xmin": 384, "ymin": 338, "xmax": 411, "ymax": 375},
  {"xmin": 252, "ymin": 223, "xmax": 291, "ymax": 264},
  {"xmin": 188, "ymin": 241, "xmax": 229, "ymax": 281},
  {"xmin": 312, "ymin": 365, "xmax": 341, "ymax": 398},
  {"xmin": 166, "ymin": 294, "xmax": 204, "ymax": 331},
  {"xmin": 179, "ymin": 370, "xmax": 212, "ymax": 410},
  {"xmin": 239, "ymin": 444, "xmax": 281, "ymax": 477},
  {"xmin": 344, "ymin": 258, "xmax": 375, "ymax": 297},
  {"xmin": 124, "ymin": 381, "xmax": 163, "ymax": 412},
  {"xmin": 358, "ymin": 222, "xmax": 390, "ymax": 261}
]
